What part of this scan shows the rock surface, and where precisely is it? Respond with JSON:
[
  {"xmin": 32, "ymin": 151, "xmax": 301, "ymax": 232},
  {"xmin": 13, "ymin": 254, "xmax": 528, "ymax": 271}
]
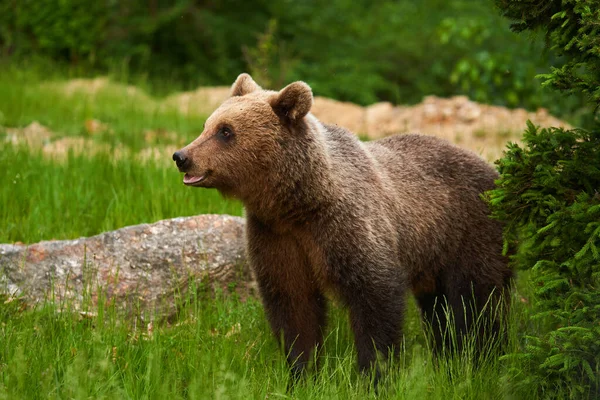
[{"xmin": 0, "ymin": 215, "xmax": 248, "ymax": 318}]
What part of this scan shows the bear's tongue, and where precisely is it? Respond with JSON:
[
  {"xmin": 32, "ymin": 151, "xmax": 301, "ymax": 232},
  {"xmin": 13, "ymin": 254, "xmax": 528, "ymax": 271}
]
[{"xmin": 183, "ymin": 173, "xmax": 205, "ymax": 185}]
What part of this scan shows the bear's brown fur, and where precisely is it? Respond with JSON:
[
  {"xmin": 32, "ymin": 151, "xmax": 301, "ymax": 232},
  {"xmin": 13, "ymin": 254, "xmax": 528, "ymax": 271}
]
[{"xmin": 173, "ymin": 73, "xmax": 513, "ymax": 379}]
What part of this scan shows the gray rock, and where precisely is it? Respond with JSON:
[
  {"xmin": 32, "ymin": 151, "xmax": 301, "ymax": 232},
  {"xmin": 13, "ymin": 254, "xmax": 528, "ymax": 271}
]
[{"xmin": 0, "ymin": 215, "xmax": 248, "ymax": 318}]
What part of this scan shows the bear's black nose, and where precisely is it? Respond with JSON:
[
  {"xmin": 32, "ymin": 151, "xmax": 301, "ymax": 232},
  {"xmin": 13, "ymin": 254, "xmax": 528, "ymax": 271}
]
[{"xmin": 172, "ymin": 151, "xmax": 188, "ymax": 169}]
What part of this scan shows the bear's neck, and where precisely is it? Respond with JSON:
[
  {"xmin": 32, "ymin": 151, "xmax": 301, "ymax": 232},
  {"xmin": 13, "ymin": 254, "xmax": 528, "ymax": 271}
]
[{"xmin": 242, "ymin": 116, "xmax": 337, "ymax": 229}]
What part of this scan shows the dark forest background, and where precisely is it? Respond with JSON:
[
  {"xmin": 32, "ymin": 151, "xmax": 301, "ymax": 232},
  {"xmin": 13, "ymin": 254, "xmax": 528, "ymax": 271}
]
[{"xmin": 0, "ymin": 0, "xmax": 587, "ymax": 123}]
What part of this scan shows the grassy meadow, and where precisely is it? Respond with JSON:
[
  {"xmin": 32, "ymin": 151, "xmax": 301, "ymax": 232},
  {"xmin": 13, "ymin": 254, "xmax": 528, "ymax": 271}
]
[
  {"xmin": 0, "ymin": 64, "xmax": 242, "ymax": 244},
  {"xmin": 0, "ymin": 283, "xmax": 538, "ymax": 400},
  {"xmin": 0, "ymin": 64, "xmax": 542, "ymax": 399}
]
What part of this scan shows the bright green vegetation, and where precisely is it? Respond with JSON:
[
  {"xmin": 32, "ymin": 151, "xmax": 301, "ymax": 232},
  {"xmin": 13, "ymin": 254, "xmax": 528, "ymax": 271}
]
[
  {"xmin": 0, "ymin": 63, "xmax": 242, "ymax": 244},
  {"xmin": 487, "ymin": 1, "xmax": 600, "ymax": 397},
  {"xmin": 0, "ymin": 145, "xmax": 242, "ymax": 243},
  {"xmin": 0, "ymin": 285, "xmax": 537, "ymax": 400},
  {"xmin": 488, "ymin": 125, "xmax": 600, "ymax": 398},
  {"xmin": 0, "ymin": 63, "xmax": 207, "ymax": 151}
]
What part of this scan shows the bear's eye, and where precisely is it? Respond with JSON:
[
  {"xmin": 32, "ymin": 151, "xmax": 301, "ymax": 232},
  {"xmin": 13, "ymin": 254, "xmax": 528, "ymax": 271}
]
[{"xmin": 217, "ymin": 127, "xmax": 234, "ymax": 142}]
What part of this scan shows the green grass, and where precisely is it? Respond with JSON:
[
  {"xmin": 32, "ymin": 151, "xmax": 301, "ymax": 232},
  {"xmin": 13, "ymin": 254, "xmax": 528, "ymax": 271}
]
[
  {"xmin": 0, "ymin": 62, "xmax": 242, "ymax": 244},
  {"xmin": 0, "ymin": 61, "xmax": 206, "ymax": 152},
  {"xmin": 0, "ymin": 145, "xmax": 242, "ymax": 243},
  {"xmin": 0, "ymin": 284, "xmax": 537, "ymax": 400}
]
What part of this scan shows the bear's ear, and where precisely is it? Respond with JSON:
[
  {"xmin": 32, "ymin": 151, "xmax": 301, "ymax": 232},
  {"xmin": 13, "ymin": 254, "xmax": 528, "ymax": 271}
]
[
  {"xmin": 269, "ymin": 81, "xmax": 313, "ymax": 122},
  {"xmin": 230, "ymin": 73, "xmax": 261, "ymax": 97}
]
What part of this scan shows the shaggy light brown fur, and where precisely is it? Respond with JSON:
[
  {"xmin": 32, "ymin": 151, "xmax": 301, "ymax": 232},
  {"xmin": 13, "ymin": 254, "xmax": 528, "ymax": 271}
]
[{"xmin": 174, "ymin": 73, "xmax": 512, "ymax": 380}]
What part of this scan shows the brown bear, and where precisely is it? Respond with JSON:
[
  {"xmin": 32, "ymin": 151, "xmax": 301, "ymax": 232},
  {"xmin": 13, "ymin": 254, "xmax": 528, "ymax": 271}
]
[{"xmin": 173, "ymin": 73, "xmax": 513, "ymax": 379}]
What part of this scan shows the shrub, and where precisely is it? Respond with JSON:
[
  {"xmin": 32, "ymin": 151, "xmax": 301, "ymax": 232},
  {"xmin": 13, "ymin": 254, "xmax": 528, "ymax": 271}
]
[
  {"xmin": 489, "ymin": 0, "xmax": 600, "ymax": 397},
  {"xmin": 496, "ymin": 0, "xmax": 600, "ymax": 108},
  {"xmin": 487, "ymin": 124, "xmax": 600, "ymax": 397}
]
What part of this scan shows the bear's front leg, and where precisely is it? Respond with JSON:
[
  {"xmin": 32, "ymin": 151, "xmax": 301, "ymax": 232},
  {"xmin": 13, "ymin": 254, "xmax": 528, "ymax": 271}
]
[
  {"xmin": 258, "ymin": 278, "xmax": 327, "ymax": 379},
  {"xmin": 247, "ymin": 217, "xmax": 327, "ymax": 380}
]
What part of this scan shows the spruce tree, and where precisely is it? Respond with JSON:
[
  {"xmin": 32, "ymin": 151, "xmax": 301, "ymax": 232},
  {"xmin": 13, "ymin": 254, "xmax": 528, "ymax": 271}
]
[{"xmin": 489, "ymin": 0, "xmax": 600, "ymax": 397}]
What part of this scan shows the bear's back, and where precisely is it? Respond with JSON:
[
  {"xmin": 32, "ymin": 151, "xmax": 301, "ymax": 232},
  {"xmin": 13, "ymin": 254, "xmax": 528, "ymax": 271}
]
[
  {"xmin": 366, "ymin": 133, "xmax": 504, "ymax": 275},
  {"xmin": 366, "ymin": 133, "xmax": 497, "ymax": 194},
  {"xmin": 320, "ymin": 126, "xmax": 497, "ymax": 200},
  {"xmin": 319, "ymin": 128, "xmax": 502, "ymax": 272}
]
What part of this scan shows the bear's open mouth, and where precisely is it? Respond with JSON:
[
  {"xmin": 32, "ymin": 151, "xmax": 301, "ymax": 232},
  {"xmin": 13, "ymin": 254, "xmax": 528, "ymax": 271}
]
[{"xmin": 183, "ymin": 172, "xmax": 209, "ymax": 186}]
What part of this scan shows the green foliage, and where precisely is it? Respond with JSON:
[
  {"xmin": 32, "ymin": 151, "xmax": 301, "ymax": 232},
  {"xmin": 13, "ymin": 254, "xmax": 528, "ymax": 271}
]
[
  {"xmin": 242, "ymin": 19, "xmax": 296, "ymax": 90},
  {"xmin": 0, "ymin": 0, "xmax": 109, "ymax": 63},
  {"xmin": 490, "ymin": 1, "xmax": 600, "ymax": 396},
  {"xmin": 496, "ymin": 0, "xmax": 600, "ymax": 115},
  {"xmin": 487, "ymin": 124, "xmax": 600, "ymax": 397},
  {"xmin": 0, "ymin": 0, "xmax": 585, "ymax": 122},
  {"xmin": 437, "ymin": 15, "xmax": 546, "ymax": 107}
]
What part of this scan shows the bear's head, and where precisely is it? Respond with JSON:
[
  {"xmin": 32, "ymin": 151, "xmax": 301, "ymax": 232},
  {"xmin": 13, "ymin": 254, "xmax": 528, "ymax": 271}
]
[{"xmin": 173, "ymin": 73, "xmax": 314, "ymax": 201}]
